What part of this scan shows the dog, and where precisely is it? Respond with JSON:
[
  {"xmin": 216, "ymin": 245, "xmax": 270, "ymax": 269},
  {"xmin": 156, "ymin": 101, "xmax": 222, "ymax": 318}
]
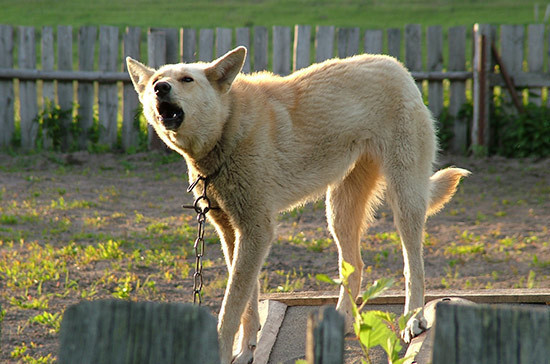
[{"xmin": 127, "ymin": 47, "xmax": 469, "ymax": 364}]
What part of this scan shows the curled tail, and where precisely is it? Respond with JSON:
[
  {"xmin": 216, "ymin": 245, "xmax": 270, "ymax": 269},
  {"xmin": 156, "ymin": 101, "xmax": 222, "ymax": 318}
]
[{"xmin": 427, "ymin": 167, "xmax": 470, "ymax": 216}]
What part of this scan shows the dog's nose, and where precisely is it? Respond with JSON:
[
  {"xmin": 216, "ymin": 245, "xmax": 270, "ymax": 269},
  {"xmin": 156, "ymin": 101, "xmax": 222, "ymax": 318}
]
[{"xmin": 154, "ymin": 81, "xmax": 171, "ymax": 97}]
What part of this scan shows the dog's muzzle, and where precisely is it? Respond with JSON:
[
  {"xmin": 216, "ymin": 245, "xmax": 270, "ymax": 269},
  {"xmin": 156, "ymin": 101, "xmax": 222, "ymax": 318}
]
[{"xmin": 154, "ymin": 81, "xmax": 184, "ymax": 131}]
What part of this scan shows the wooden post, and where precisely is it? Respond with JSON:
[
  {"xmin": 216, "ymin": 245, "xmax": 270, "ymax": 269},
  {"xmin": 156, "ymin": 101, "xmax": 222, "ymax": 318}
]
[
  {"xmin": 41, "ymin": 26, "xmax": 55, "ymax": 149},
  {"xmin": 199, "ymin": 28, "xmax": 214, "ymax": 62},
  {"xmin": 448, "ymin": 26, "xmax": 468, "ymax": 155},
  {"xmin": 0, "ymin": 25, "xmax": 14, "ymax": 148},
  {"xmin": 527, "ymin": 24, "xmax": 544, "ymax": 106},
  {"xmin": 364, "ymin": 29, "xmax": 383, "ymax": 54},
  {"xmin": 472, "ymin": 24, "xmax": 491, "ymax": 152},
  {"xmin": 216, "ymin": 27, "xmax": 233, "ymax": 58},
  {"xmin": 293, "ymin": 25, "xmax": 311, "ymax": 71},
  {"xmin": 147, "ymin": 30, "xmax": 166, "ymax": 151},
  {"xmin": 122, "ymin": 27, "xmax": 141, "ymax": 151},
  {"xmin": 387, "ymin": 28, "xmax": 401, "ymax": 60},
  {"xmin": 306, "ymin": 307, "xmax": 344, "ymax": 364},
  {"xmin": 253, "ymin": 26, "xmax": 268, "ymax": 71},
  {"xmin": 236, "ymin": 27, "xmax": 251, "ymax": 73},
  {"xmin": 181, "ymin": 28, "xmax": 197, "ymax": 63},
  {"xmin": 273, "ymin": 26, "xmax": 291, "ymax": 76},
  {"xmin": 77, "ymin": 26, "xmax": 97, "ymax": 149},
  {"xmin": 18, "ymin": 26, "xmax": 39, "ymax": 151},
  {"xmin": 57, "ymin": 25, "xmax": 74, "ymax": 151},
  {"xmin": 432, "ymin": 302, "xmax": 550, "ymax": 364},
  {"xmin": 58, "ymin": 300, "xmax": 220, "ymax": 364},
  {"xmin": 98, "ymin": 26, "xmax": 119, "ymax": 148},
  {"xmin": 405, "ymin": 24, "xmax": 423, "ymax": 92},
  {"xmin": 427, "ymin": 26, "xmax": 444, "ymax": 120},
  {"xmin": 315, "ymin": 26, "xmax": 334, "ymax": 63},
  {"xmin": 337, "ymin": 27, "xmax": 359, "ymax": 58}
]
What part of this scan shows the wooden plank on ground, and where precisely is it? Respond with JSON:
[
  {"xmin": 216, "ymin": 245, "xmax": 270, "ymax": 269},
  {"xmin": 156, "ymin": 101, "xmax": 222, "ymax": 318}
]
[
  {"xmin": 273, "ymin": 26, "xmax": 291, "ymax": 76},
  {"xmin": 293, "ymin": 24, "xmax": 311, "ymax": 71},
  {"xmin": 236, "ymin": 27, "xmax": 251, "ymax": 73},
  {"xmin": 0, "ymin": 25, "xmax": 14, "ymax": 148},
  {"xmin": 98, "ymin": 26, "xmax": 119, "ymax": 147},
  {"xmin": 18, "ymin": 26, "xmax": 39, "ymax": 151},
  {"xmin": 58, "ymin": 300, "xmax": 220, "ymax": 364},
  {"xmin": 261, "ymin": 288, "xmax": 550, "ymax": 306},
  {"xmin": 77, "ymin": 26, "xmax": 97, "ymax": 149},
  {"xmin": 253, "ymin": 26, "xmax": 268, "ymax": 71},
  {"xmin": 527, "ymin": 24, "xmax": 544, "ymax": 105},
  {"xmin": 364, "ymin": 29, "xmax": 383, "ymax": 54},
  {"xmin": 253, "ymin": 300, "xmax": 288, "ymax": 364},
  {"xmin": 448, "ymin": 26, "xmax": 467, "ymax": 155},
  {"xmin": 427, "ymin": 26, "xmax": 443, "ymax": 120},
  {"xmin": 57, "ymin": 25, "xmax": 74, "ymax": 151},
  {"xmin": 431, "ymin": 302, "xmax": 550, "ymax": 364},
  {"xmin": 199, "ymin": 28, "xmax": 214, "ymax": 62},
  {"xmin": 315, "ymin": 25, "xmax": 334, "ymax": 62},
  {"xmin": 122, "ymin": 27, "xmax": 141, "ymax": 151},
  {"xmin": 405, "ymin": 24, "xmax": 423, "ymax": 92},
  {"xmin": 41, "ymin": 26, "xmax": 55, "ymax": 149},
  {"xmin": 181, "ymin": 28, "xmax": 197, "ymax": 63}
]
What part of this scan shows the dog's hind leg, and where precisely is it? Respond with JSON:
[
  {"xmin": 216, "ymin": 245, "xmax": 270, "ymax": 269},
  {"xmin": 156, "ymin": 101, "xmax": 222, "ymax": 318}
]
[{"xmin": 326, "ymin": 154, "xmax": 383, "ymax": 332}]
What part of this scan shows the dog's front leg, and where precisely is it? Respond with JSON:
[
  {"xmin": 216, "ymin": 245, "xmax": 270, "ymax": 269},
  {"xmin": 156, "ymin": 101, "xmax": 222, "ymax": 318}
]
[{"xmin": 217, "ymin": 222, "xmax": 274, "ymax": 364}]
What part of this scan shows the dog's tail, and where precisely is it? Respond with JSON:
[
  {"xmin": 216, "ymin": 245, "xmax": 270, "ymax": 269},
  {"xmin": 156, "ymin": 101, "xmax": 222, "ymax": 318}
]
[{"xmin": 427, "ymin": 167, "xmax": 470, "ymax": 216}]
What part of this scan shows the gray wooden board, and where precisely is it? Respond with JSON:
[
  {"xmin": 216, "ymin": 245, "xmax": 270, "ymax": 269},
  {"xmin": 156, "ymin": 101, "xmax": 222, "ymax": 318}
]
[
  {"xmin": 77, "ymin": 26, "xmax": 97, "ymax": 148},
  {"xmin": 337, "ymin": 27, "xmax": 359, "ymax": 58},
  {"xmin": 216, "ymin": 27, "xmax": 233, "ymax": 58},
  {"xmin": 387, "ymin": 28, "xmax": 401, "ymax": 60},
  {"xmin": 364, "ymin": 29, "xmax": 383, "ymax": 54},
  {"xmin": 293, "ymin": 25, "xmax": 311, "ymax": 71},
  {"xmin": 236, "ymin": 27, "xmax": 251, "ymax": 73},
  {"xmin": 199, "ymin": 28, "xmax": 214, "ymax": 62},
  {"xmin": 181, "ymin": 28, "xmax": 197, "ymax": 63},
  {"xmin": 0, "ymin": 25, "xmax": 14, "ymax": 147},
  {"xmin": 315, "ymin": 26, "xmax": 334, "ymax": 63},
  {"xmin": 499, "ymin": 24, "xmax": 524, "ymax": 116},
  {"xmin": 448, "ymin": 26, "xmax": 467, "ymax": 155},
  {"xmin": 18, "ymin": 26, "xmax": 38, "ymax": 150},
  {"xmin": 253, "ymin": 26, "xmax": 268, "ymax": 71},
  {"xmin": 57, "ymin": 25, "xmax": 74, "ymax": 151},
  {"xmin": 527, "ymin": 24, "xmax": 544, "ymax": 105},
  {"xmin": 273, "ymin": 26, "xmax": 291, "ymax": 76},
  {"xmin": 98, "ymin": 26, "xmax": 119, "ymax": 147},
  {"xmin": 41, "ymin": 26, "xmax": 55, "ymax": 148},
  {"xmin": 405, "ymin": 24, "xmax": 422, "ymax": 92},
  {"xmin": 427, "ymin": 26, "xmax": 443, "ymax": 119},
  {"xmin": 147, "ymin": 30, "xmax": 166, "ymax": 150},
  {"xmin": 122, "ymin": 27, "xmax": 141, "ymax": 151}
]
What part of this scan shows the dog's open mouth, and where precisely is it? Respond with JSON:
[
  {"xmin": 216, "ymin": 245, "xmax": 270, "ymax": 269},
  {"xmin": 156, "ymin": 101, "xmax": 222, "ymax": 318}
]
[{"xmin": 157, "ymin": 102, "xmax": 184, "ymax": 131}]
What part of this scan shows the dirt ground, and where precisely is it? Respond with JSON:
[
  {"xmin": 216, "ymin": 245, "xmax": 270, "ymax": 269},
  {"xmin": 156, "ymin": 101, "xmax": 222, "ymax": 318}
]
[{"xmin": 0, "ymin": 151, "xmax": 549, "ymax": 363}]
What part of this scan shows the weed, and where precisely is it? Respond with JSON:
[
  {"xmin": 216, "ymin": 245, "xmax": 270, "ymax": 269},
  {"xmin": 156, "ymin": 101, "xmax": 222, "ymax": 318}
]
[{"xmin": 29, "ymin": 311, "xmax": 62, "ymax": 334}]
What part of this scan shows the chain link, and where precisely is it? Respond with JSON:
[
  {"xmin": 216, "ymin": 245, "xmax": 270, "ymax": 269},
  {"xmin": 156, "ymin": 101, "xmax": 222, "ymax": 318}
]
[{"xmin": 182, "ymin": 175, "xmax": 215, "ymax": 305}]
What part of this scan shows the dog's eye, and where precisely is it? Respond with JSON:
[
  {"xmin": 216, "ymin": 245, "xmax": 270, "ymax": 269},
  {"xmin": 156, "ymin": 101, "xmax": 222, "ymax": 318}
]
[{"xmin": 180, "ymin": 76, "xmax": 194, "ymax": 83}]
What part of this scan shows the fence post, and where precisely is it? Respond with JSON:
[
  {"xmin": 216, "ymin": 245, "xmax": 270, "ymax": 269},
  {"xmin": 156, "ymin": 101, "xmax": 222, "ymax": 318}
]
[
  {"xmin": 253, "ymin": 26, "xmax": 268, "ymax": 71},
  {"xmin": 58, "ymin": 300, "xmax": 220, "ymax": 364},
  {"xmin": 448, "ymin": 26, "xmax": 468, "ymax": 155},
  {"xmin": 236, "ymin": 27, "xmax": 251, "ymax": 73},
  {"xmin": 122, "ymin": 27, "xmax": 141, "ymax": 151},
  {"xmin": 273, "ymin": 26, "xmax": 291, "ymax": 76},
  {"xmin": 181, "ymin": 28, "xmax": 197, "ymax": 63},
  {"xmin": 77, "ymin": 26, "xmax": 97, "ymax": 149},
  {"xmin": 337, "ymin": 27, "xmax": 359, "ymax": 58},
  {"xmin": 527, "ymin": 24, "xmax": 544, "ymax": 106},
  {"xmin": 405, "ymin": 24, "xmax": 423, "ymax": 92},
  {"xmin": 41, "ymin": 26, "xmax": 55, "ymax": 149},
  {"xmin": 315, "ymin": 26, "xmax": 334, "ymax": 63},
  {"xmin": 306, "ymin": 307, "xmax": 344, "ymax": 364},
  {"xmin": 499, "ymin": 25, "xmax": 525, "ymax": 117},
  {"xmin": 432, "ymin": 302, "xmax": 550, "ymax": 364},
  {"xmin": 19, "ymin": 26, "xmax": 38, "ymax": 151},
  {"xmin": 472, "ymin": 23, "xmax": 492, "ymax": 153},
  {"xmin": 386, "ymin": 28, "xmax": 401, "ymax": 60},
  {"xmin": 427, "ymin": 26, "xmax": 444, "ymax": 121},
  {"xmin": 216, "ymin": 27, "xmax": 233, "ymax": 58},
  {"xmin": 293, "ymin": 25, "xmax": 311, "ymax": 71},
  {"xmin": 364, "ymin": 29, "xmax": 383, "ymax": 54},
  {"xmin": 199, "ymin": 28, "xmax": 214, "ymax": 62},
  {"xmin": 57, "ymin": 26, "xmax": 74, "ymax": 151},
  {"xmin": 98, "ymin": 26, "xmax": 119, "ymax": 148},
  {"xmin": 0, "ymin": 25, "xmax": 14, "ymax": 148}
]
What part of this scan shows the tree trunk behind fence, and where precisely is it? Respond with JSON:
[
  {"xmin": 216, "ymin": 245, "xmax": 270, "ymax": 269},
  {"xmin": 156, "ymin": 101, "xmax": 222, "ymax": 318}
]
[
  {"xmin": 432, "ymin": 302, "xmax": 550, "ymax": 364},
  {"xmin": 58, "ymin": 300, "xmax": 220, "ymax": 364},
  {"xmin": 306, "ymin": 307, "xmax": 345, "ymax": 364}
]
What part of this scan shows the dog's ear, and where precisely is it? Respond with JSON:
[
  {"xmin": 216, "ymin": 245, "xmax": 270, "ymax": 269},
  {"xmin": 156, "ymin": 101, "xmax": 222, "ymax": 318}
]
[
  {"xmin": 205, "ymin": 46, "xmax": 247, "ymax": 93},
  {"xmin": 126, "ymin": 57, "xmax": 155, "ymax": 96}
]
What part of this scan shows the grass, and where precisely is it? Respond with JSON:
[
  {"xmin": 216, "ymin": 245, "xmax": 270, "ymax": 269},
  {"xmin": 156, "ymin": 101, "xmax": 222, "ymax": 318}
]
[{"xmin": 0, "ymin": 0, "xmax": 543, "ymax": 29}]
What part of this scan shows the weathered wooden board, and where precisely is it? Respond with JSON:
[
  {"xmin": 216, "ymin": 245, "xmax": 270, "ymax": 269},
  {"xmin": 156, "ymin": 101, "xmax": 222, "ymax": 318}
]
[
  {"xmin": 253, "ymin": 26, "xmax": 268, "ymax": 71},
  {"xmin": 315, "ymin": 26, "xmax": 334, "ymax": 62},
  {"xmin": 253, "ymin": 300, "xmax": 288, "ymax": 364},
  {"xmin": 364, "ymin": 29, "xmax": 383, "ymax": 54},
  {"xmin": 98, "ymin": 26, "xmax": 119, "ymax": 147},
  {"xmin": 181, "ymin": 28, "xmax": 197, "ymax": 63},
  {"xmin": 57, "ymin": 25, "xmax": 74, "ymax": 151},
  {"xmin": 387, "ymin": 28, "xmax": 401, "ymax": 60},
  {"xmin": 273, "ymin": 26, "xmax": 291, "ymax": 76},
  {"xmin": 427, "ymin": 26, "xmax": 443, "ymax": 120},
  {"xmin": 0, "ymin": 25, "xmax": 14, "ymax": 147},
  {"xmin": 147, "ymin": 30, "xmax": 166, "ymax": 150},
  {"xmin": 337, "ymin": 27, "xmax": 359, "ymax": 58},
  {"xmin": 77, "ymin": 26, "xmax": 97, "ymax": 149},
  {"xmin": 199, "ymin": 28, "xmax": 214, "ymax": 62},
  {"xmin": 122, "ymin": 27, "xmax": 141, "ymax": 151},
  {"xmin": 448, "ymin": 26, "xmax": 468, "ymax": 155},
  {"xmin": 499, "ymin": 24, "xmax": 524, "ymax": 116},
  {"xmin": 306, "ymin": 307, "xmax": 345, "ymax": 364},
  {"xmin": 405, "ymin": 24, "xmax": 423, "ymax": 92},
  {"xmin": 41, "ymin": 26, "xmax": 55, "ymax": 149},
  {"xmin": 236, "ymin": 27, "xmax": 251, "ymax": 73},
  {"xmin": 293, "ymin": 25, "xmax": 311, "ymax": 71},
  {"xmin": 527, "ymin": 24, "xmax": 544, "ymax": 106},
  {"xmin": 18, "ymin": 26, "xmax": 38, "ymax": 151},
  {"xmin": 58, "ymin": 300, "xmax": 220, "ymax": 364},
  {"xmin": 216, "ymin": 27, "xmax": 232, "ymax": 58}
]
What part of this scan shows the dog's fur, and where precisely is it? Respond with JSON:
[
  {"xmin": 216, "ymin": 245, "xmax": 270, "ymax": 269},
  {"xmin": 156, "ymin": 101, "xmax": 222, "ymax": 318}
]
[{"xmin": 127, "ymin": 47, "xmax": 469, "ymax": 364}]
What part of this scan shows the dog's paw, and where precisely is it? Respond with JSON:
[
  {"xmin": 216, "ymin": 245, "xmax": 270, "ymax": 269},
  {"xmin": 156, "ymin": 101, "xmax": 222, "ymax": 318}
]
[
  {"xmin": 401, "ymin": 315, "xmax": 427, "ymax": 343},
  {"xmin": 231, "ymin": 346, "xmax": 255, "ymax": 364}
]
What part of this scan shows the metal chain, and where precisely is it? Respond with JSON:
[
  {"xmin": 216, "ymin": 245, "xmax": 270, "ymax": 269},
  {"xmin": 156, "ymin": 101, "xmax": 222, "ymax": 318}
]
[{"xmin": 182, "ymin": 175, "xmax": 214, "ymax": 305}]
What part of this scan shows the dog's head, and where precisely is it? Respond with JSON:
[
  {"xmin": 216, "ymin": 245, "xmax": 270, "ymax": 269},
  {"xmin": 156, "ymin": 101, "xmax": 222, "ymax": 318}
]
[{"xmin": 126, "ymin": 47, "xmax": 246, "ymax": 157}]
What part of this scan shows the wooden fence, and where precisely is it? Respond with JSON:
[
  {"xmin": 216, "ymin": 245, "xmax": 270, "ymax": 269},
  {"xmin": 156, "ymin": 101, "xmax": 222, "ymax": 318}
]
[{"xmin": 0, "ymin": 23, "xmax": 548, "ymax": 154}]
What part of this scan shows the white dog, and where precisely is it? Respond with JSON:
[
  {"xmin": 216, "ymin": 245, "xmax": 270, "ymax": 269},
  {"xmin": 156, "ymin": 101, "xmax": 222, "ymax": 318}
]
[{"xmin": 127, "ymin": 47, "xmax": 469, "ymax": 364}]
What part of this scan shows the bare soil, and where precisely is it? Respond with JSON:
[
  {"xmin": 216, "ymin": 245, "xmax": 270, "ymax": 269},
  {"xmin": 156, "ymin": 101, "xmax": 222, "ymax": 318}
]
[{"xmin": 0, "ymin": 151, "xmax": 549, "ymax": 363}]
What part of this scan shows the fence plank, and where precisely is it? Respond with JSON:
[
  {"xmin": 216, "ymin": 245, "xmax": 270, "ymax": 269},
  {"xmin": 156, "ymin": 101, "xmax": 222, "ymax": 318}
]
[
  {"xmin": 387, "ymin": 28, "xmax": 401, "ymax": 60},
  {"xmin": 0, "ymin": 25, "xmax": 14, "ymax": 148},
  {"xmin": 216, "ymin": 27, "xmax": 232, "ymax": 58},
  {"xmin": 122, "ymin": 27, "xmax": 141, "ymax": 151},
  {"xmin": 306, "ymin": 307, "xmax": 344, "ymax": 364},
  {"xmin": 273, "ymin": 26, "xmax": 291, "ymax": 76},
  {"xmin": 58, "ymin": 300, "xmax": 220, "ymax": 364},
  {"xmin": 19, "ymin": 26, "xmax": 38, "ymax": 150},
  {"xmin": 337, "ymin": 27, "xmax": 359, "ymax": 58},
  {"xmin": 527, "ymin": 24, "xmax": 544, "ymax": 105},
  {"xmin": 293, "ymin": 25, "xmax": 311, "ymax": 71},
  {"xmin": 236, "ymin": 27, "xmax": 251, "ymax": 73},
  {"xmin": 253, "ymin": 26, "xmax": 268, "ymax": 71},
  {"xmin": 98, "ymin": 26, "xmax": 119, "ymax": 147},
  {"xmin": 427, "ymin": 26, "xmax": 444, "ymax": 120},
  {"xmin": 448, "ymin": 26, "xmax": 468, "ymax": 155},
  {"xmin": 77, "ymin": 26, "xmax": 97, "ymax": 149},
  {"xmin": 364, "ymin": 29, "xmax": 383, "ymax": 54},
  {"xmin": 181, "ymin": 28, "xmax": 197, "ymax": 63},
  {"xmin": 315, "ymin": 26, "xmax": 334, "ymax": 62},
  {"xmin": 156, "ymin": 27, "xmax": 179, "ymax": 64},
  {"xmin": 41, "ymin": 26, "xmax": 55, "ymax": 149},
  {"xmin": 57, "ymin": 26, "xmax": 73, "ymax": 151},
  {"xmin": 147, "ymin": 30, "xmax": 166, "ymax": 150},
  {"xmin": 472, "ymin": 23, "xmax": 492, "ymax": 151},
  {"xmin": 199, "ymin": 28, "xmax": 214, "ymax": 62},
  {"xmin": 405, "ymin": 24, "xmax": 423, "ymax": 91},
  {"xmin": 499, "ymin": 25, "xmax": 524, "ymax": 115},
  {"xmin": 432, "ymin": 303, "xmax": 550, "ymax": 364}
]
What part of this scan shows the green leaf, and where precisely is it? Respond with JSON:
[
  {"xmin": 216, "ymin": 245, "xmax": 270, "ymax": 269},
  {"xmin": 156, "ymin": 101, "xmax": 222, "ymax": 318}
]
[
  {"xmin": 341, "ymin": 260, "xmax": 355, "ymax": 281},
  {"xmin": 315, "ymin": 273, "xmax": 338, "ymax": 285},
  {"xmin": 361, "ymin": 277, "xmax": 394, "ymax": 303},
  {"xmin": 359, "ymin": 311, "xmax": 395, "ymax": 350}
]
